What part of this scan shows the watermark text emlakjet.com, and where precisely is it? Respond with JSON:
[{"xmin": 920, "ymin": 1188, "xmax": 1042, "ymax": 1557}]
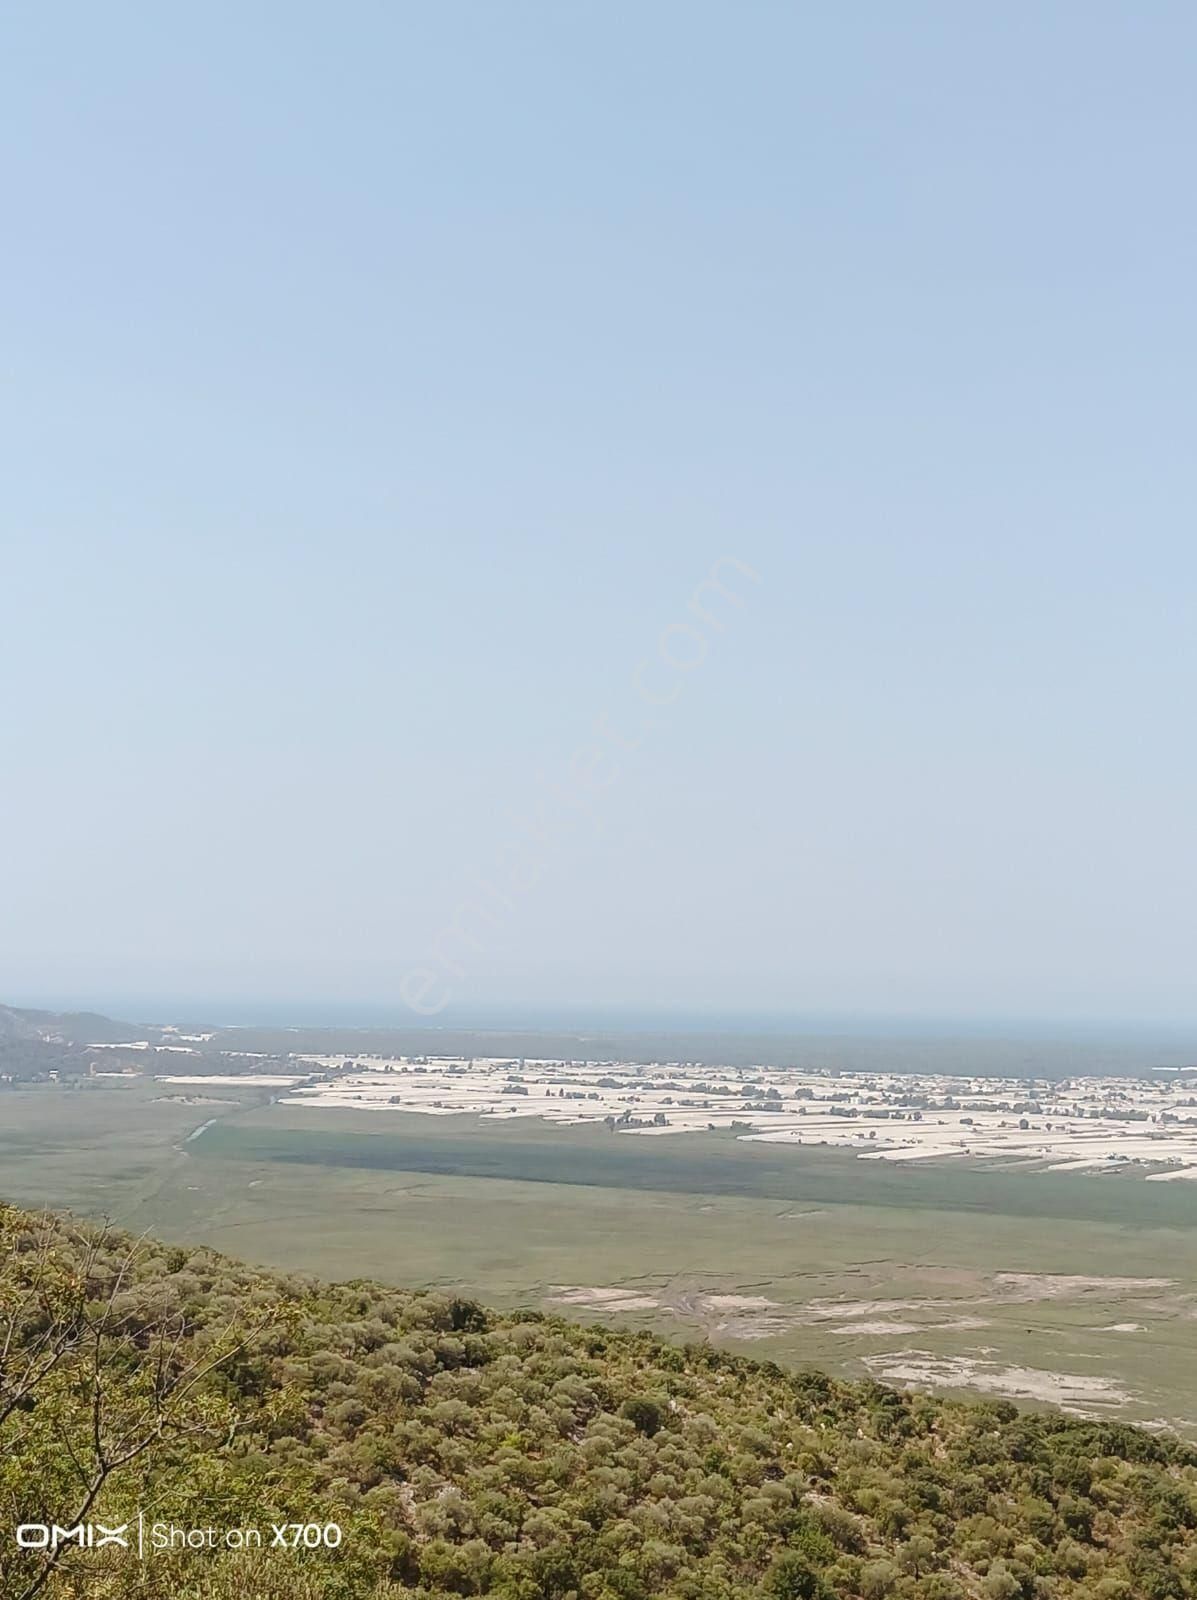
[{"xmin": 401, "ymin": 554, "xmax": 761, "ymax": 1015}]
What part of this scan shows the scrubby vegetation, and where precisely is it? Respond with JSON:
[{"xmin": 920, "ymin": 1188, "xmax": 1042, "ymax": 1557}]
[{"xmin": 2, "ymin": 1203, "xmax": 1196, "ymax": 1599}]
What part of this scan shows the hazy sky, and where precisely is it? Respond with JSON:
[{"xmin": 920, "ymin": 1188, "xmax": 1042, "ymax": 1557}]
[{"xmin": 3, "ymin": 4, "xmax": 1196, "ymax": 1024}]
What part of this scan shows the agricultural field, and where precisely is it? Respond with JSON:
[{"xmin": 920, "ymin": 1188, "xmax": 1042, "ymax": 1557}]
[
  {"xmin": 3, "ymin": 1076, "xmax": 1197, "ymax": 1439},
  {"xmin": 264, "ymin": 1053, "xmax": 1197, "ymax": 1175}
]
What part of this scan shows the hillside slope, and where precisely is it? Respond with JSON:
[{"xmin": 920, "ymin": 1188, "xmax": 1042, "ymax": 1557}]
[
  {"xmin": 1, "ymin": 1203, "xmax": 1194, "ymax": 1600},
  {"xmin": 0, "ymin": 1004, "xmax": 146, "ymax": 1045}
]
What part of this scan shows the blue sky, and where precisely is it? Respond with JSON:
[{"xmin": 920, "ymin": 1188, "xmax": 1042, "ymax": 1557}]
[{"xmin": 3, "ymin": 4, "xmax": 1196, "ymax": 1023}]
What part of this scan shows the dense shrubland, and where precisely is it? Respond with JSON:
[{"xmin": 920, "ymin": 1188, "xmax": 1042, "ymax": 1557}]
[{"xmin": 2, "ymin": 1203, "xmax": 1195, "ymax": 1599}]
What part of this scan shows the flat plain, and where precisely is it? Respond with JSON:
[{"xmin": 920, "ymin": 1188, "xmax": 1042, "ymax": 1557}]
[{"xmin": 3, "ymin": 1076, "xmax": 1197, "ymax": 1438}]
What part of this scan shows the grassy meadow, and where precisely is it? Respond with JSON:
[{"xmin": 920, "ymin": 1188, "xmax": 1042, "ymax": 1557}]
[{"xmin": 2, "ymin": 1080, "xmax": 1197, "ymax": 1436}]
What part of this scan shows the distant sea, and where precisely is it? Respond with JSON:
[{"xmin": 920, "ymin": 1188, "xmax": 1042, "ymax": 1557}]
[
  {"xmin": 40, "ymin": 998, "xmax": 1197, "ymax": 1079},
  {"xmin": 54, "ymin": 1000, "xmax": 1197, "ymax": 1037}
]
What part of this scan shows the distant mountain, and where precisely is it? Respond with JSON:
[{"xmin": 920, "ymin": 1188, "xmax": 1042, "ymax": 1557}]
[
  {"xmin": 0, "ymin": 1002, "xmax": 235, "ymax": 1082},
  {"xmin": 0, "ymin": 1002, "xmax": 144, "ymax": 1045}
]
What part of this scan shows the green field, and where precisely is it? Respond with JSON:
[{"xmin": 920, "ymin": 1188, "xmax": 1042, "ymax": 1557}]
[
  {"xmin": 3, "ymin": 1081, "xmax": 1197, "ymax": 1437},
  {"xmin": 194, "ymin": 1110, "xmax": 1197, "ymax": 1225}
]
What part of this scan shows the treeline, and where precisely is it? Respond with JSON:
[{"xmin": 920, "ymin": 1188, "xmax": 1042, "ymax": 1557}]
[{"xmin": 1, "ymin": 1204, "xmax": 1195, "ymax": 1600}]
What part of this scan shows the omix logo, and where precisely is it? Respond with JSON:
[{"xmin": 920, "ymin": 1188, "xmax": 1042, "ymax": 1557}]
[{"xmin": 16, "ymin": 1523, "xmax": 130, "ymax": 1549}]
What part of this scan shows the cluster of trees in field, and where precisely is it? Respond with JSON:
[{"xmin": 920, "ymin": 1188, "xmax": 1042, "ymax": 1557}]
[
  {"xmin": 0, "ymin": 1036, "xmax": 90, "ymax": 1082},
  {"xmin": 2, "ymin": 1204, "xmax": 1196, "ymax": 1600}
]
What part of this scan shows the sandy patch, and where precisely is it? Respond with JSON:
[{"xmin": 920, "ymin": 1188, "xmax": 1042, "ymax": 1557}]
[
  {"xmin": 839, "ymin": 1320, "xmax": 923, "ymax": 1336},
  {"xmin": 992, "ymin": 1273, "xmax": 1173, "ymax": 1300},
  {"xmin": 802, "ymin": 1297, "xmax": 928, "ymax": 1321},
  {"xmin": 159, "ymin": 1074, "xmax": 302, "ymax": 1087},
  {"xmin": 863, "ymin": 1350, "xmax": 1132, "ymax": 1410},
  {"xmin": 778, "ymin": 1276, "xmax": 1173, "ymax": 1329},
  {"xmin": 822, "ymin": 1312, "xmax": 992, "ymax": 1337},
  {"xmin": 548, "ymin": 1284, "xmax": 793, "ymax": 1337},
  {"xmin": 667, "ymin": 1290, "xmax": 799, "ymax": 1341},
  {"xmin": 1097, "ymin": 1322, "xmax": 1145, "ymax": 1333},
  {"xmin": 549, "ymin": 1286, "xmax": 660, "ymax": 1312}
]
